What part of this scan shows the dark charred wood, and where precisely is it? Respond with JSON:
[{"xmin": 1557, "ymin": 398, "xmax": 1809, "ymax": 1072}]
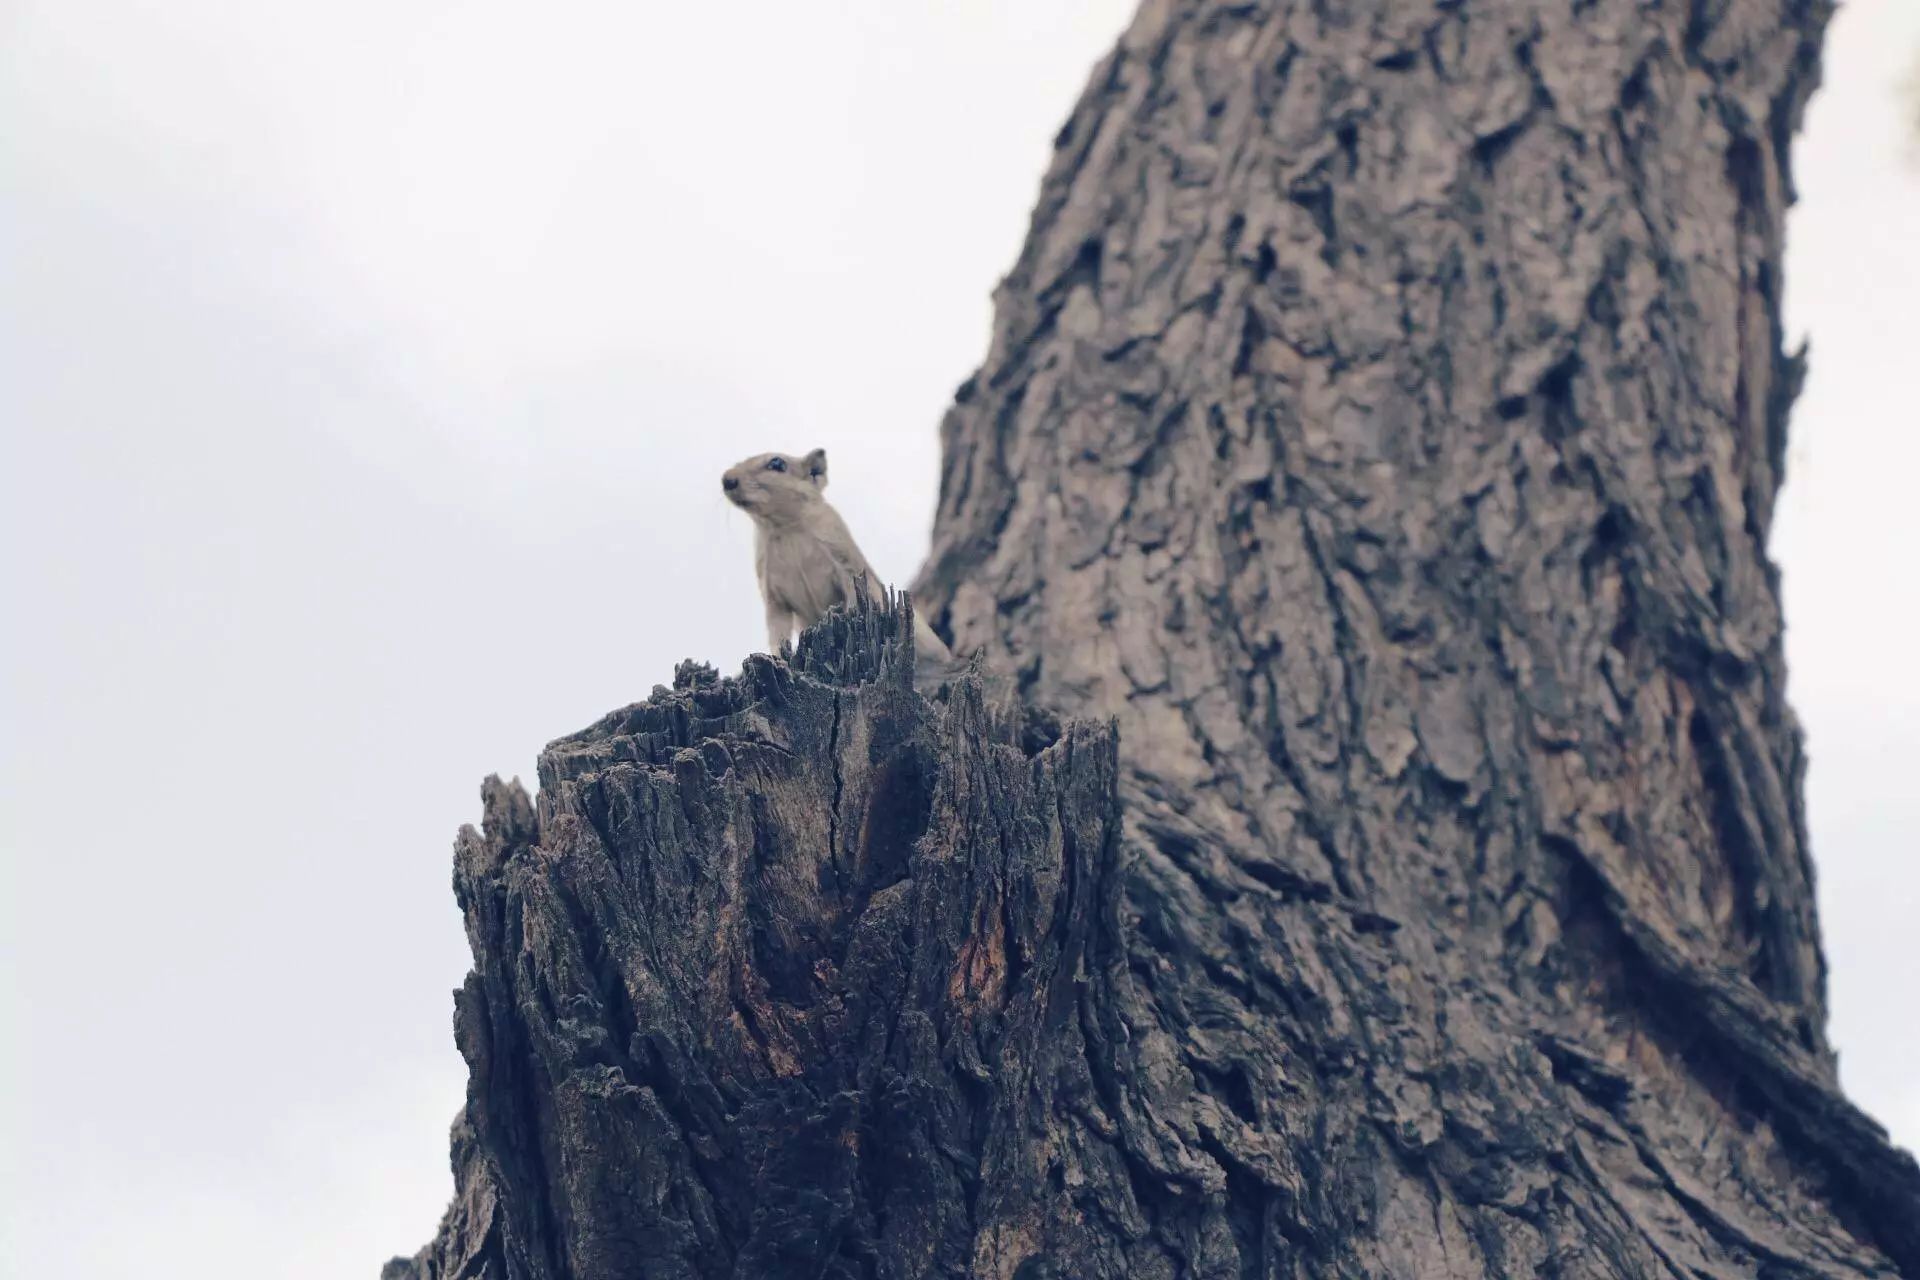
[{"xmin": 388, "ymin": 601, "xmax": 1126, "ymax": 1280}]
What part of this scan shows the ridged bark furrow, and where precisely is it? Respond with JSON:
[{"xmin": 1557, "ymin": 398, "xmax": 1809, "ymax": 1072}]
[
  {"xmin": 914, "ymin": 0, "xmax": 1917, "ymax": 1274},
  {"xmin": 389, "ymin": 604, "xmax": 1125, "ymax": 1280}
]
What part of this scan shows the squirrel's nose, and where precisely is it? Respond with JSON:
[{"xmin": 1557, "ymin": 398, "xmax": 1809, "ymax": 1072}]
[{"xmin": 722, "ymin": 475, "xmax": 739, "ymax": 492}]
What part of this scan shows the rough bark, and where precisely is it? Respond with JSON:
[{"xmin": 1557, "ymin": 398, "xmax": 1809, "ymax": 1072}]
[
  {"xmin": 388, "ymin": 606, "xmax": 1127, "ymax": 1280},
  {"xmin": 395, "ymin": 0, "xmax": 1920, "ymax": 1276},
  {"xmin": 914, "ymin": 0, "xmax": 1920, "ymax": 1274}
]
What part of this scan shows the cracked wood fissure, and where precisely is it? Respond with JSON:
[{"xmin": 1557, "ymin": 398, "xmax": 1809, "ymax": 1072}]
[
  {"xmin": 393, "ymin": 1, "xmax": 1920, "ymax": 1277},
  {"xmin": 913, "ymin": 0, "xmax": 1920, "ymax": 1273}
]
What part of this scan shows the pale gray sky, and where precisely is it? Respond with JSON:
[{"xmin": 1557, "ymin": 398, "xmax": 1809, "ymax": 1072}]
[{"xmin": 0, "ymin": 3, "xmax": 1913, "ymax": 1276}]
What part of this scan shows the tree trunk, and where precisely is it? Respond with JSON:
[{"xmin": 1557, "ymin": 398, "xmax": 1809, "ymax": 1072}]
[{"xmin": 393, "ymin": 1, "xmax": 1920, "ymax": 1276}]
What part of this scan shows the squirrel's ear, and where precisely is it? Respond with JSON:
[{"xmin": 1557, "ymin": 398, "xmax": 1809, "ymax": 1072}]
[{"xmin": 804, "ymin": 448, "xmax": 828, "ymax": 487}]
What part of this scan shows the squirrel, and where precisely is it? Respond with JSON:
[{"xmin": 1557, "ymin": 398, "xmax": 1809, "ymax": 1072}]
[{"xmin": 721, "ymin": 447, "xmax": 957, "ymax": 682}]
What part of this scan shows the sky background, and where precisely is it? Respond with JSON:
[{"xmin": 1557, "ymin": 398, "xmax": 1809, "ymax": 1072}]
[{"xmin": 2, "ymin": 2, "xmax": 1914, "ymax": 1275}]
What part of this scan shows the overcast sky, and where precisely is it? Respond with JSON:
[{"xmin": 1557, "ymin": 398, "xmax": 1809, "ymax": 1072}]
[
  {"xmin": 2, "ymin": 3, "xmax": 1914, "ymax": 1276},
  {"xmin": 1775, "ymin": 0, "xmax": 1920, "ymax": 1176}
]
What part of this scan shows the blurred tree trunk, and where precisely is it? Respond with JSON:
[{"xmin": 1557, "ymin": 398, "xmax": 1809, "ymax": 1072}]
[{"xmin": 393, "ymin": 0, "xmax": 1920, "ymax": 1276}]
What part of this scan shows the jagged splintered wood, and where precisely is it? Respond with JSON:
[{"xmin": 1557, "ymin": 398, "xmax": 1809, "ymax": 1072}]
[
  {"xmin": 393, "ymin": 0, "xmax": 1920, "ymax": 1276},
  {"xmin": 392, "ymin": 604, "xmax": 1131, "ymax": 1279}
]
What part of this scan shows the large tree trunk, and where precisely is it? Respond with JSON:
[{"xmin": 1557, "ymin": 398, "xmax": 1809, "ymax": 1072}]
[{"xmin": 393, "ymin": 0, "xmax": 1920, "ymax": 1276}]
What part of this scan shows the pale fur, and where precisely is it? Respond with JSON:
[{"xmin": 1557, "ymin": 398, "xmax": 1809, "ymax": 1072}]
[{"xmin": 722, "ymin": 448, "xmax": 955, "ymax": 671}]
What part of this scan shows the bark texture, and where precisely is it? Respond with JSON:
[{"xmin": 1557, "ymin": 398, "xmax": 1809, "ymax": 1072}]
[
  {"xmin": 395, "ymin": 0, "xmax": 1920, "ymax": 1275},
  {"xmin": 388, "ymin": 607, "xmax": 1126, "ymax": 1280},
  {"xmin": 914, "ymin": 0, "xmax": 1920, "ymax": 1274}
]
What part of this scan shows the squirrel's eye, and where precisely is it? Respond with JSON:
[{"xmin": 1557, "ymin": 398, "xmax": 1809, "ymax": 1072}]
[{"xmin": 765, "ymin": 457, "xmax": 787, "ymax": 472}]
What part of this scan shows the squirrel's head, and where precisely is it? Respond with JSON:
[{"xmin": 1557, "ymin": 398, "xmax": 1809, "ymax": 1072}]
[{"xmin": 721, "ymin": 448, "xmax": 829, "ymax": 523}]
